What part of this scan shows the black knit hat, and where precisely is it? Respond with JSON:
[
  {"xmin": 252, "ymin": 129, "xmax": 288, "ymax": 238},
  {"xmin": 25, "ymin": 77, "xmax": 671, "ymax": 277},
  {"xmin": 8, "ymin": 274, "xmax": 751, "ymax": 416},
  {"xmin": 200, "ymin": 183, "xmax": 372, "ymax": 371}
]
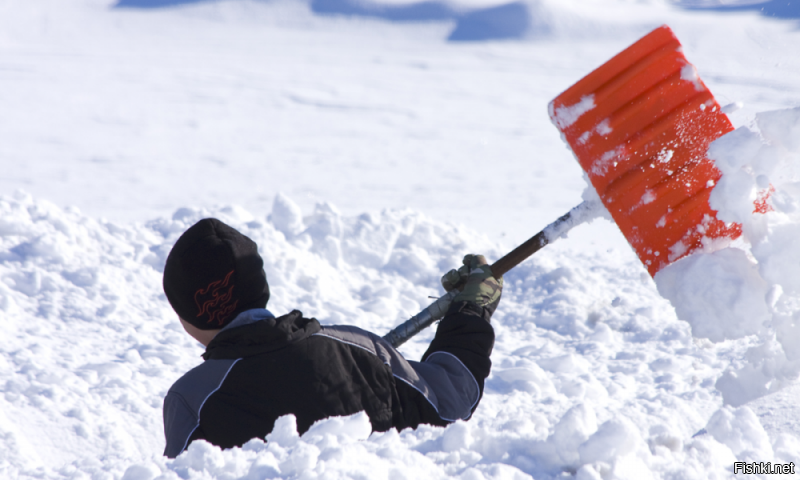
[{"xmin": 163, "ymin": 218, "xmax": 269, "ymax": 329}]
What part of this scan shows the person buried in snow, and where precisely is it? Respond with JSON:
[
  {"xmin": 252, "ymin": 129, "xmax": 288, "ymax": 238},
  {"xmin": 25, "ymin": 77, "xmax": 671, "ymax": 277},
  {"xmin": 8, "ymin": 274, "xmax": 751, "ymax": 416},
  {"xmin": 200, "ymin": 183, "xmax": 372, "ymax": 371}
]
[{"xmin": 161, "ymin": 218, "xmax": 503, "ymax": 458}]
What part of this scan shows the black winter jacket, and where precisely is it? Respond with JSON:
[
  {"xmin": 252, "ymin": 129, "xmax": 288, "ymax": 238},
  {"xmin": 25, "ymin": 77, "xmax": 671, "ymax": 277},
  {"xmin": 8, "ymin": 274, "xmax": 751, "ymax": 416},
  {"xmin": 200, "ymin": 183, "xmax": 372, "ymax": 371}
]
[{"xmin": 163, "ymin": 301, "xmax": 494, "ymax": 458}]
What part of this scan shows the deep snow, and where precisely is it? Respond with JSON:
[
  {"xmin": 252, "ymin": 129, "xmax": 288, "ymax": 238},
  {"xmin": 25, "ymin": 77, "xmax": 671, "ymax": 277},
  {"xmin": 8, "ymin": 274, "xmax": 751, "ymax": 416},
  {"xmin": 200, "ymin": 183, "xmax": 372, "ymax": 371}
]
[
  {"xmin": 2, "ymin": 0, "xmax": 800, "ymax": 479},
  {"xmin": 0, "ymin": 189, "xmax": 788, "ymax": 480}
]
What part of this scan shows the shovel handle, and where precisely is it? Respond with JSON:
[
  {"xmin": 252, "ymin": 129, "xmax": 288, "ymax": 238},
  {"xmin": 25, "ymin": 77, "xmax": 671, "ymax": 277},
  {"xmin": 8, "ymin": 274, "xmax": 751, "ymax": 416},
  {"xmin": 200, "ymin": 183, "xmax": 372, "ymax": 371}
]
[
  {"xmin": 489, "ymin": 200, "xmax": 595, "ymax": 277},
  {"xmin": 490, "ymin": 220, "xmax": 555, "ymax": 277},
  {"xmin": 383, "ymin": 200, "xmax": 599, "ymax": 348}
]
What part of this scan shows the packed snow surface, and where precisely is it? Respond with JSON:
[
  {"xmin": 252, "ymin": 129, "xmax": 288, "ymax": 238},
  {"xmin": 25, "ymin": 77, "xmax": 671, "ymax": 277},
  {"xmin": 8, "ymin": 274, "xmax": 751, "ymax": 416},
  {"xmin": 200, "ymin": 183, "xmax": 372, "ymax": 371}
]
[{"xmin": 3, "ymin": 0, "xmax": 800, "ymax": 479}]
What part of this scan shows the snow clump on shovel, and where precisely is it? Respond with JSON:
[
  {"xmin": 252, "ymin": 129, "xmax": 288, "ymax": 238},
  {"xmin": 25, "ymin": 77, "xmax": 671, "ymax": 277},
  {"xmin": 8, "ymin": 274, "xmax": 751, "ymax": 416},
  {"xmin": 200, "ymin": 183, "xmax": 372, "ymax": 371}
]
[{"xmin": 654, "ymin": 107, "xmax": 800, "ymax": 404}]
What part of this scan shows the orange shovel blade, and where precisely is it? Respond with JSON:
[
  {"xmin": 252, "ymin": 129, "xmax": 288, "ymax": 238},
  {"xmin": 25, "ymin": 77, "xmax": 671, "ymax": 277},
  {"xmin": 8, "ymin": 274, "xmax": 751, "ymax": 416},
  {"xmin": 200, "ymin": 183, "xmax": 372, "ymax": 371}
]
[{"xmin": 549, "ymin": 25, "xmax": 739, "ymax": 276}]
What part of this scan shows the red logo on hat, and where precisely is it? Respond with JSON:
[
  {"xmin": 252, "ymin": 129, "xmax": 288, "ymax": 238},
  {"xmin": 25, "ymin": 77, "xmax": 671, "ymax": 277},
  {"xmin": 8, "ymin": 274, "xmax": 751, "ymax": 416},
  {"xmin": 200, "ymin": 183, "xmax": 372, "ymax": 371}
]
[{"xmin": 194, "ymin": 270, "xmax": 239, "ymax": 326}]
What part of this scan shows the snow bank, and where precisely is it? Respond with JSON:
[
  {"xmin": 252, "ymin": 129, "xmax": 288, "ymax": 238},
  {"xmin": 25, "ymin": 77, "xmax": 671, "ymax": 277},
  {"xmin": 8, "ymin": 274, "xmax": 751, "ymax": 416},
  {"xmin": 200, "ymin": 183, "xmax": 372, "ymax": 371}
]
[
  {"xmin": 2, "ymin": 190, "xmax": 798, "ymax": 478},
  {"xmin": 0, "ymin": 190, "xmax": 490, "ymax": 477},
  {"xmin": 138, "ymin": 405, "xmax": 797, "ymax": 480}
]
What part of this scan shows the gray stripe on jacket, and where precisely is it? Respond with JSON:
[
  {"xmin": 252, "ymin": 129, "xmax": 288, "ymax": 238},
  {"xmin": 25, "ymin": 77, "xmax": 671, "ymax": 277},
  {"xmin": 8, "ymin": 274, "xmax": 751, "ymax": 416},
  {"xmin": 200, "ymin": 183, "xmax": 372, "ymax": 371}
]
[
  {"xmin": 315, "ymin": 325, "xmax": 479, "ymax": 422},
  {"xmin": 162, "ymin": 358, "xmax": 239, "ymax": 458}
]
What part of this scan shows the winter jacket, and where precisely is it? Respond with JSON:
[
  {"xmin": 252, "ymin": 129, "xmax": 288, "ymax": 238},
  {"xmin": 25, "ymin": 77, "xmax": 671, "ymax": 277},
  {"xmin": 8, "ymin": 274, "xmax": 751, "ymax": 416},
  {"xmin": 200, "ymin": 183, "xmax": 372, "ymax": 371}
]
[{"xmin": 162, "ymin": 302, "xmax": 494, "ymax": 458}]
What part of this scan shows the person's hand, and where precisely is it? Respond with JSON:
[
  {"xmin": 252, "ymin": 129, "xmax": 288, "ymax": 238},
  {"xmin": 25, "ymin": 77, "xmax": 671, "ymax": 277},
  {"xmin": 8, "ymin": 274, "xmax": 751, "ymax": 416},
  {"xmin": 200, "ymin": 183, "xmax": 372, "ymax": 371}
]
[{"xmin": 441, "ymin": 254, "xmax": 503, "ymax": 315}]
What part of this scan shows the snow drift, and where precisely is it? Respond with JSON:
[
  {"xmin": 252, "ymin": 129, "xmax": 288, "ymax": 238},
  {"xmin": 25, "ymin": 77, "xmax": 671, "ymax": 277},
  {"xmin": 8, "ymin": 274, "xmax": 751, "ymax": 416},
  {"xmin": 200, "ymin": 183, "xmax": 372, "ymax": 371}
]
[{"xmin": 1, "ymin": 190, "xmax": 797, "ymax": 478}]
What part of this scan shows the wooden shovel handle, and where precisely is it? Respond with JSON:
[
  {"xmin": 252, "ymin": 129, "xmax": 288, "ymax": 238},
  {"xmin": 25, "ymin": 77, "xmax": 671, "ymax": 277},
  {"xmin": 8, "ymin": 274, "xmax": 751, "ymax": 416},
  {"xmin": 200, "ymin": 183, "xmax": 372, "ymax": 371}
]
[
  {"xmin": 490, "ymin": 230, "xmax": 549, "ymax": 278},
  {"xmin": 489, "ymin": 204, "xmax": 585, "ymax": 278}
]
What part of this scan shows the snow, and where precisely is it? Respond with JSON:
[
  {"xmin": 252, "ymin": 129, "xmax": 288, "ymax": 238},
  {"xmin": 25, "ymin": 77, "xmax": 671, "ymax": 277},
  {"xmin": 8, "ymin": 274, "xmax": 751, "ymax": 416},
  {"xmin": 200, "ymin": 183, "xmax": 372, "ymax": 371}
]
[
  {"xmin": 550, "ymin": 95, "xmax": 596, "ymax": 130},
  {"xmin": 654, "ymin": 247, "xmax": 771, "ymax": 342},
  {"xmin": 680, "ymin": 63, "xmax": 704, "ymax": 92},
  {"xmin": 653, "ymin": 105, "xmax": 800, "ymax": 413},
  {"xmin": 590, "ymin": 148, "xmax": 623, "ymax": 177},
  {"xmin": 3, "ymin": 0, "xmax": 800, "ymax": 478},
  {"xmin": 655, "ymin": 104, "xmax": 800, "ymax": 379}
]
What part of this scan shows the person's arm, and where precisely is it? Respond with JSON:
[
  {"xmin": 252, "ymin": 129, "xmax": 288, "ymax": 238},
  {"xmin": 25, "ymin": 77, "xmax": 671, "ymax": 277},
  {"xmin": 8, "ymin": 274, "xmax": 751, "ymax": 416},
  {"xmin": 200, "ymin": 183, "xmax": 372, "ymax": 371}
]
[
  {"xmin": 163, "ymin": 391, "xmax": 200, "ymax": 458},
  {"xmin": 162, "ymin": 359, "xmax": 240, "ymax": 458},
  {"xmin": 420, "ymin": 300, "xmax": 495, "ymax": 409},
  {"xmin": 418, "ymin": 254, "xmax": 502, "ymax": 417}
]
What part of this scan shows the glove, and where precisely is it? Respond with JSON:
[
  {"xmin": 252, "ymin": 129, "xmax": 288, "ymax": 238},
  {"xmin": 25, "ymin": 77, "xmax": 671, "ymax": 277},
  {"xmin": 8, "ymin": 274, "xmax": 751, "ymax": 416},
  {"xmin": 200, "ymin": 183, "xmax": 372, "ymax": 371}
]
[{"xmin": 441, "ymin": 254, "xmax": 503, "ymax": 316}]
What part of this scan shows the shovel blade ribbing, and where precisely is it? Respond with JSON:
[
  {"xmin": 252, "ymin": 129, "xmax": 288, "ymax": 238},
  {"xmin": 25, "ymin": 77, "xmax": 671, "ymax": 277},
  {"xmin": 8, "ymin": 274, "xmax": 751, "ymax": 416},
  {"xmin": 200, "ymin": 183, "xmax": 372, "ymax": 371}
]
[{"xmin": 549, "ymin": 25, "xmax": 739, "ymax": 276}]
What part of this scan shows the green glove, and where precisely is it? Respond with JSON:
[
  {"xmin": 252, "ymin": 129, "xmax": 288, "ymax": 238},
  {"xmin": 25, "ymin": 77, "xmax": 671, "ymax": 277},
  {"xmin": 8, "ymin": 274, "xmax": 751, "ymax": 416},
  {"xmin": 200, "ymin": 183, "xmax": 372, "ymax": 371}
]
[{"xmin": 441, "ymin": 254, "xmax": 503, "ymax": 315}]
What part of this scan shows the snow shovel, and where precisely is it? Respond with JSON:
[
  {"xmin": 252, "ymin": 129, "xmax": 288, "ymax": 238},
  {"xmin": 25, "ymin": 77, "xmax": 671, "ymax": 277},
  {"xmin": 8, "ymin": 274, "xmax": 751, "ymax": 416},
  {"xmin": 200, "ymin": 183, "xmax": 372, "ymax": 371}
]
[{"xmin": 383, "ymin": 25, "xmax": 738, "ymax": 348}]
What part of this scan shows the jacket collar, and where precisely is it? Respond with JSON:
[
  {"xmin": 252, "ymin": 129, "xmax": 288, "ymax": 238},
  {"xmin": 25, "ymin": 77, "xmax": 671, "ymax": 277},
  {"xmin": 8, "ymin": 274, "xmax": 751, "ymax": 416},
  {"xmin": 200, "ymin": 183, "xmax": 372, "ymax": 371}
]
[
  {"xmin": 203, "ymin": 309, "xmax": 320, "ymax": 360},
  {"xmin": 220, "ymin": 308, "xmax": 276, "ymax": 332}
]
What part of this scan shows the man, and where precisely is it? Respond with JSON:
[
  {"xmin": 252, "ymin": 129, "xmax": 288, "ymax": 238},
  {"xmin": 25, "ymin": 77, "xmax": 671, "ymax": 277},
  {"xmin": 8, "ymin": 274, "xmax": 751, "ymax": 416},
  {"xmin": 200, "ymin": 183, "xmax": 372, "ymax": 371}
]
[{"xmin": 161, "ymin": 218, "xmax": 502, "ymax": 458}]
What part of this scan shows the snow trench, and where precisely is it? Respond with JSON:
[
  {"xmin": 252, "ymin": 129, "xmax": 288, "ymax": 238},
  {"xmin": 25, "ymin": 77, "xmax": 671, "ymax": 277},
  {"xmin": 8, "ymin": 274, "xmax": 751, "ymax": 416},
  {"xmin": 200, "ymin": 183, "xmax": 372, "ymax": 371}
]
[{"xmin": 1, "ymin": 190, "xmax": 797, "ymax": 479}]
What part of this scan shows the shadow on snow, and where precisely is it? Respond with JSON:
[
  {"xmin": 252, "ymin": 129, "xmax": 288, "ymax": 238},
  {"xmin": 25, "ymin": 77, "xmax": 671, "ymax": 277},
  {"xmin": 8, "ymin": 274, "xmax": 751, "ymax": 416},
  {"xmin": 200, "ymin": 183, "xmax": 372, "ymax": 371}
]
[
  {"xmin": 113, "ymin": 0, "xmax": 532, "ymax": 41},
  {"xmin": 115, "ymin": 0, "xmax": 209, "ymax": 7},
  {"xmin": 447, "ymin": 3, "xmax": 530, "ymax": 41},
  {"xmin": 677, "ymin": 0, "xmax": 800, "ymax": 19}
]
